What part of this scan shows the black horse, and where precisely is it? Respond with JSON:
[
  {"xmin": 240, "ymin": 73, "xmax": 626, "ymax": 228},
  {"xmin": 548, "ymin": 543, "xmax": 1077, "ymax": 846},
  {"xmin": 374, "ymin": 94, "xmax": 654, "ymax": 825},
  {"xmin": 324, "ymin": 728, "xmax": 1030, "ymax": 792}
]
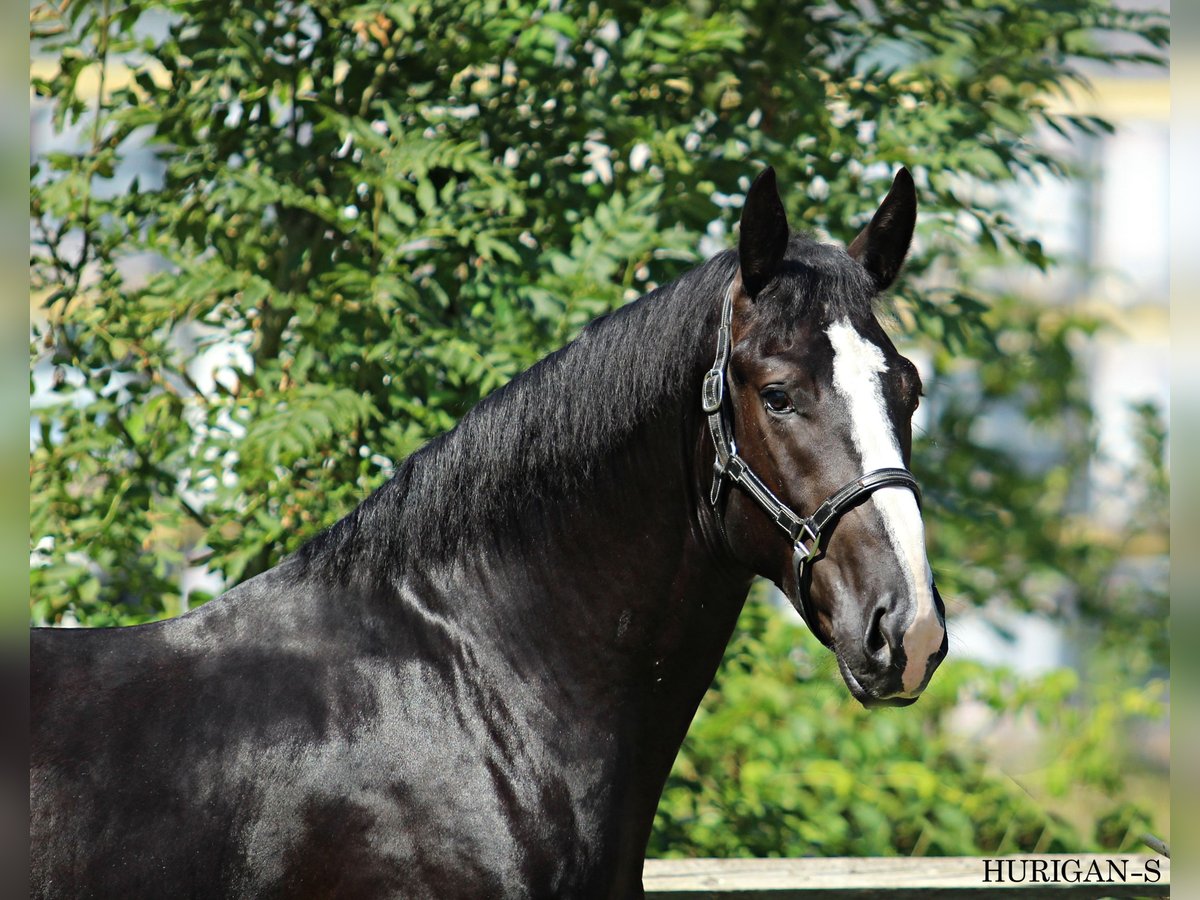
[{"xmin": 31, "ymin": 168, "xmax": 947, "ymax": 898}]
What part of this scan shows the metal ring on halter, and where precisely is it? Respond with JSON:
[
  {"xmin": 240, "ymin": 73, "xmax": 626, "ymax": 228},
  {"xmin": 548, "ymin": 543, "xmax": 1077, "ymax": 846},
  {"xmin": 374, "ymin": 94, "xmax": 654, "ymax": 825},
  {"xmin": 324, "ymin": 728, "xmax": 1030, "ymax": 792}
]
[{"xmin": 702, "ymin": 283, "xmax": 922, "ymax": 641}]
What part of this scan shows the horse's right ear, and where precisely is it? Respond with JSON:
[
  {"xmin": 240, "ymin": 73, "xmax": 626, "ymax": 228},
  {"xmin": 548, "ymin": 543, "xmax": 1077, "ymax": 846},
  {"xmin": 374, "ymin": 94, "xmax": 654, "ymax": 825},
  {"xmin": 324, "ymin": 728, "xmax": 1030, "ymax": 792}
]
[
  {"xmin": 847, "ymin": 167, "xmax": 917, "ymax": 291},
  {"xmin": 738, "ymin": 167, "xmax": 789, "ymax": 298}
]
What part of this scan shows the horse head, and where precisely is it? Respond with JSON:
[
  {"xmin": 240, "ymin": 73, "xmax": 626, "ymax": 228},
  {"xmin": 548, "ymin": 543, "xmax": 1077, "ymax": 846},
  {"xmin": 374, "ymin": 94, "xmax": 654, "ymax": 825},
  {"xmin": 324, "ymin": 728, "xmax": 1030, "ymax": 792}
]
[{"xmin": 710, "ymin": 167, "xmax": 947, "ymax": 707}]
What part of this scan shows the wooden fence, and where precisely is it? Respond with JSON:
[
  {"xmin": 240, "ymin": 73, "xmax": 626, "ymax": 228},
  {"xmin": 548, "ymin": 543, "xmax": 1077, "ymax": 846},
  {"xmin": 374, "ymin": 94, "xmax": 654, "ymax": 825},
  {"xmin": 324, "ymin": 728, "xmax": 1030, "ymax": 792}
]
[{"xmin": 643, "ymin": 855, "xmax": 1170, "ymax": 898}]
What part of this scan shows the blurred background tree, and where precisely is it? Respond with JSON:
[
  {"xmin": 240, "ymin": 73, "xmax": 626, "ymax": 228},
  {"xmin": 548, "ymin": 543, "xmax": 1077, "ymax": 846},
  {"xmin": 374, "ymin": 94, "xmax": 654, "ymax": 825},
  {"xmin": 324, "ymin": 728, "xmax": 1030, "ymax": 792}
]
[{"xmin": 30, "ymin": 0, "xmax": 1168, "ymax": 858}]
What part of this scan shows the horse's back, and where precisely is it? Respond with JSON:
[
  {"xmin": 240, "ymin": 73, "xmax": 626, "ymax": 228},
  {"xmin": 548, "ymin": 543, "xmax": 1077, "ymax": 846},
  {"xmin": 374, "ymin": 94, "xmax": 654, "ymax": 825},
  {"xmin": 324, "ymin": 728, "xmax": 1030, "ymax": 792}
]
[
  {"xmin": 29, "ymin": 571, "xmax": 636, "ymax": 898},
  {"xmin": 28, "ymin": 579, "xmax": 396, "ymax": 897},
  {"xmin": 31, "ymin": 617, "xmax": 240, "ymax": 897}
]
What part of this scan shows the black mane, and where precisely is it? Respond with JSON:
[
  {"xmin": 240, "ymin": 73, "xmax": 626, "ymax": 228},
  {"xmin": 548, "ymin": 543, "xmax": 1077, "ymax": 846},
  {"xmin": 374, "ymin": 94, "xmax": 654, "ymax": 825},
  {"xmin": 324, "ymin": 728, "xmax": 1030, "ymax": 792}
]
[{"xmin": 296, "ymin": 236, "xmax": 876, "ymax": 585}]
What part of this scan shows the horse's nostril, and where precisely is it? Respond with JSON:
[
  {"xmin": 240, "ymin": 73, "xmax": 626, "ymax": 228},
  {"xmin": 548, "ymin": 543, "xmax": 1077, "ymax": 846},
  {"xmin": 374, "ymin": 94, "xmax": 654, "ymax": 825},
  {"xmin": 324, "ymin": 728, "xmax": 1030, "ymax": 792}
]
[{"xmin": 864, "ymin": 604, "xmax": 889, "ymax": 657}]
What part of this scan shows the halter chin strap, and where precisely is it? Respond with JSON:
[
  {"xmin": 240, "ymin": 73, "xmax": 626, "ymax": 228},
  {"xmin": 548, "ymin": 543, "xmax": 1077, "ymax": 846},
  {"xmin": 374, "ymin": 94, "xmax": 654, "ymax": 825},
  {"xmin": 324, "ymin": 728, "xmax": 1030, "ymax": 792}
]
[{"xmin": 702, "ymin": 283, "xmax": 921, "ymax": 639}]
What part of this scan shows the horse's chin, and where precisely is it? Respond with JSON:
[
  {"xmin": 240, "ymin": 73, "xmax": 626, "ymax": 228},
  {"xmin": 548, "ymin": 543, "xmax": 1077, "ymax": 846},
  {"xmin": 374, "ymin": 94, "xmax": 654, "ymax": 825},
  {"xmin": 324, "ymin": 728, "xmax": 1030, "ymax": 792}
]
[{"xmin": 836, "ymin": 655, "xmax": 920, "ymax": 709}]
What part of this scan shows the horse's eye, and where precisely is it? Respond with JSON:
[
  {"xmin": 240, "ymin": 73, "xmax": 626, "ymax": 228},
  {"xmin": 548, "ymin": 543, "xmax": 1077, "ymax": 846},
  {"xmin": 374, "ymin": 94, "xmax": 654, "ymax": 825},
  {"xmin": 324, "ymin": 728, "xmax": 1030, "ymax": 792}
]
[{"xmin": 761, "ymin": 388, "xmax": 794, "ymax": 414}]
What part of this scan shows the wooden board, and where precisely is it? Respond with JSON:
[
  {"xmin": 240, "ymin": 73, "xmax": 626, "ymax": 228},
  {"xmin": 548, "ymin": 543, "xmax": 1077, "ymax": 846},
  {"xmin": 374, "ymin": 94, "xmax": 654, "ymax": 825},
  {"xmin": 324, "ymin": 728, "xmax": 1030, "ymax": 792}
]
[{"xmin": 642, "ymin": 855, "xmax": 1169, "ymax": 899}]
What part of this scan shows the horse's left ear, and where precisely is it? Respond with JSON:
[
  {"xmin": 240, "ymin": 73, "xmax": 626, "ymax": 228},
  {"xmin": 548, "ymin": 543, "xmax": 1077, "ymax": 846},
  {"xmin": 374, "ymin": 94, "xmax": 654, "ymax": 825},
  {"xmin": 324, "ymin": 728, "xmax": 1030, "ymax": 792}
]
[
  {"xmin": 738, "ymin": 167, "xmax": 790, "ymax": 298},
  {"xmin": 847, "ymin": 167, "xmax": 917, "ymax": 291}
]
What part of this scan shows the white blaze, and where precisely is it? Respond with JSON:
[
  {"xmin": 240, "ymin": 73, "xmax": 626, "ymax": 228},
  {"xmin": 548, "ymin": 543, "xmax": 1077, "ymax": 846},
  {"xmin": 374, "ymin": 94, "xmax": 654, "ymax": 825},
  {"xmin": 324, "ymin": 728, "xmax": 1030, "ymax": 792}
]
[{"xmin": 827, "ymin": 319, "xmax": 944, "ymax": 694}]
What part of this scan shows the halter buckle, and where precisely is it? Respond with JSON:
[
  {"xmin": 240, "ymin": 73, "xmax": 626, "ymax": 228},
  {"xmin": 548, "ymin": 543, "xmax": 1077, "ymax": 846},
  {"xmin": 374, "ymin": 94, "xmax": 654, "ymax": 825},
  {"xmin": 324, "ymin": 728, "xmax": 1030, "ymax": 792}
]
[
  {"xmin": 701, "ymin": 369, "xmax": 725, "ymax": 414},
  {"xmin": 793, "ymin": 520, "xmax": 822, "ymax": 562}
]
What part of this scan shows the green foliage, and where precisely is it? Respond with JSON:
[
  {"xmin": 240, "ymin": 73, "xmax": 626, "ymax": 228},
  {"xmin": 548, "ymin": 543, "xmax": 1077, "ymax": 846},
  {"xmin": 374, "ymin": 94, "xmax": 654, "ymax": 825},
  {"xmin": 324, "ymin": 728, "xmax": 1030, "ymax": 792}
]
[
  {"xmin": 30, "ymin": 0, "xmax": 1167, "ymax": 858},
  {"xmin": 920, "ymin": 299, "xmax": 1169, "ymax": 664}
]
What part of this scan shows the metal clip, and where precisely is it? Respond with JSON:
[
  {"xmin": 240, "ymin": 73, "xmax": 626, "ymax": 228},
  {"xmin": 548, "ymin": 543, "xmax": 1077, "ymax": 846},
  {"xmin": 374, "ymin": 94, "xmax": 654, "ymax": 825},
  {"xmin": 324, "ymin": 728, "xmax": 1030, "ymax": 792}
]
[
  {"xmin": 701, "ymin": 369, "xmax": 725, "ymax": 413},
  {"xmin": 724, "ymin": 456, "xmax": 746, "ymax": 481},
  {"xmin": 793, "ymin": 520, "xmax": 822, "ymax": 562}
]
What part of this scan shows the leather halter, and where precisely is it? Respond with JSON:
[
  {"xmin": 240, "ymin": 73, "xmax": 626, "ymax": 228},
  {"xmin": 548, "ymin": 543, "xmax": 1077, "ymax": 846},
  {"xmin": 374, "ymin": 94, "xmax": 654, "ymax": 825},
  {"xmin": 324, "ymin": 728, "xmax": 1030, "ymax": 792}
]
[{"xmin": 703, "ymin": 283, "xmax": 922, "ymax": 639}]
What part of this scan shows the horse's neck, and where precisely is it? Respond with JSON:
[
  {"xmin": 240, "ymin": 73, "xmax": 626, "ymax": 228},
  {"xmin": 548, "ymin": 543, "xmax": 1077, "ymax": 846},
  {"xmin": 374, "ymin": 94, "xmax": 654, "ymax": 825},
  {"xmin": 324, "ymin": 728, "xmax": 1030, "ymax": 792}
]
[
  {"xmin": 450, "ymin": 407, "xmax": 753, "ymax": 813},
  {"xmin": 425, "ymin": 281, "xmax": 748, "ymax": 708},
  {"xmin": 273, "ymin": 284, "xmax": 751, "ymax": 864}
]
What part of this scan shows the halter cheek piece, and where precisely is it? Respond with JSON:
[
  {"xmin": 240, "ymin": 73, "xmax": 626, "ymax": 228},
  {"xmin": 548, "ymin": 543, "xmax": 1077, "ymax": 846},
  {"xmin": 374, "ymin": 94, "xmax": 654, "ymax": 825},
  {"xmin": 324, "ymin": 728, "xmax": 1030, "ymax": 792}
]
[{"xmin": 703, "ymin": 284, "xmax": 922, "ymax": 638}]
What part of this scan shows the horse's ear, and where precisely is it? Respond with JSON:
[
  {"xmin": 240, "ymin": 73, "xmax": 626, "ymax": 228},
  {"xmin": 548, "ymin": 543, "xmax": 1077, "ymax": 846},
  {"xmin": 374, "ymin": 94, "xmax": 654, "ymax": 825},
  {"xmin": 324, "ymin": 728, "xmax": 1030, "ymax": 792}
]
[
  {"xmin": 847, "ymin": 167, "xmax": 917, "ymax": 291},
  {"xmin": 738, "ymin": 167, "xmax": 790, "ymax": 298}
]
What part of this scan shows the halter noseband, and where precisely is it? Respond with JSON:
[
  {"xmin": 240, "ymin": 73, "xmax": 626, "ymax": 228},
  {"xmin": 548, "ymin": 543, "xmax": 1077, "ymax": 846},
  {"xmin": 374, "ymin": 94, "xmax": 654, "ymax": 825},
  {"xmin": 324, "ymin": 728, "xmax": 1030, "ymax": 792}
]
[{"xmin": 703, "ymin": 283, "xmax": 922, "ymax": 639}]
